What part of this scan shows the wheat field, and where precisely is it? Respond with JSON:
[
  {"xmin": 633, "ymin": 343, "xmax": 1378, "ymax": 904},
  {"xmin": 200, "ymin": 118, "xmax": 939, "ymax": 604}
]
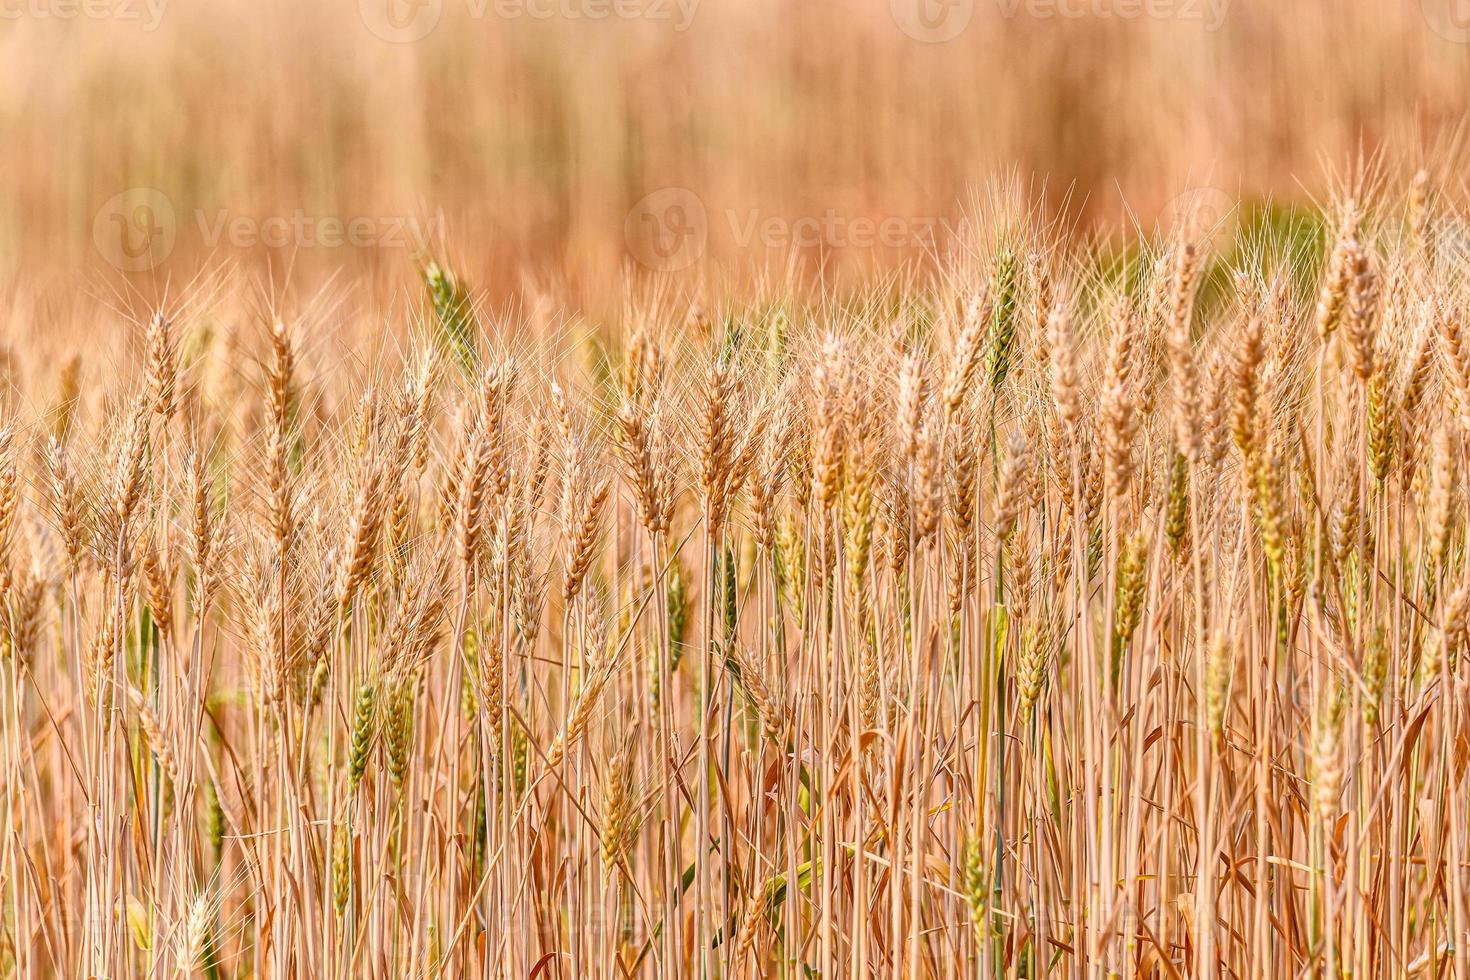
[
  {"xmin": 12, "ymin": 0, "xmax": 1470, "ymax": 977},
  {"xmin": 0, "ymin": 176, "xmax": 1464, "ymax": 979}
]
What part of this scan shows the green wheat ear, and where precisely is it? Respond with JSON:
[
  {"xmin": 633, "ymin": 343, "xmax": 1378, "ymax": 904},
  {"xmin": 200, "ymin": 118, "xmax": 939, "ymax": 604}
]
[
  {"xmin": 648, "ymin": 552, "xmax": 691, "ymax": 710},
  {"xmin": 720, "ymin": 544, "xmax": 738, "ymax": 643},
  {"xmin": 766, "ymin": 308, "xmax": 789, "ymax": 372},
  {"xmin": 385, "ymin": 672, "xmax": 418, "ymax": 788},
  {"xmin": 962, "ymin": 834, "xmax": 987, "ymax": 934},
  {"xmin": 987, "ymin": 244, "xmax": 1019, "ymax": 392},
  {"xmin": 332, "ymin": 822, "xmax": 352, "ymax": 914},
  {"xmin": 666, "ymin": 553, "xmax": 691, "ymax": 661},
  {"xmin": 1165, "ymin": 450, "xmax": 1189, "ymax": 558},
  {"xmin": 348, "ymin": 682, "xmax": 377, "ymax": 793},
  {"xmin": 425, "ymin": 261, "xmax": 478, "ymax": 375}
]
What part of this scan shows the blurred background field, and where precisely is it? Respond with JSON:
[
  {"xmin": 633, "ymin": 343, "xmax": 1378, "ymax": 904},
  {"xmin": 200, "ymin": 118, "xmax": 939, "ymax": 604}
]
[{"xmin": 2, "ymin": 0, "xmax": 1468, "ymax": 305}]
